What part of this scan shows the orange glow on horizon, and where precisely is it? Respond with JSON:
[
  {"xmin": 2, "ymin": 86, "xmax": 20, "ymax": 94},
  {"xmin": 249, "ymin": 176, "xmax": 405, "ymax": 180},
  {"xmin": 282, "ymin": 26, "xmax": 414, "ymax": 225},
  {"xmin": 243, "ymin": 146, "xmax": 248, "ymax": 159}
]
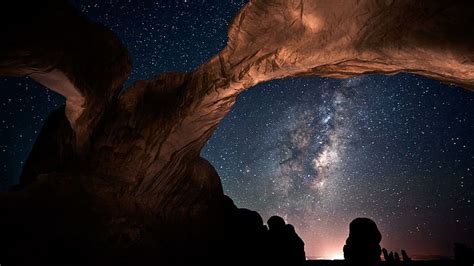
[{"xmin": 308, "ymin": 251, "xmax": 344, "ymax": 260}]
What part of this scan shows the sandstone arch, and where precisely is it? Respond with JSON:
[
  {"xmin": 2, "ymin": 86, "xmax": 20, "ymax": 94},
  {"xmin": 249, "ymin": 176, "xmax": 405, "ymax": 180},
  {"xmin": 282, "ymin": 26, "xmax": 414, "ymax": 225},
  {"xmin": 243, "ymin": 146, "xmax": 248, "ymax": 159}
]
[{"xmin": 0, "ymin": 0, "xmax": 473, "ymax": 263}]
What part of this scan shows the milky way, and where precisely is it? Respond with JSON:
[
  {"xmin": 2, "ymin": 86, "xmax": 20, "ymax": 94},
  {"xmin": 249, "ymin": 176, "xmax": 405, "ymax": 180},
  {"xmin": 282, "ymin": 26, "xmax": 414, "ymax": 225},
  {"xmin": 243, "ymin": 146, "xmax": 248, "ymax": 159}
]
[
  {"xmin": 267, "ymin": 79, "xmax": 359, "ymax": 217},
  {"xmin": 1, "ymin": 0, "xmax": 473, "ymax": 259},
  {"xmin": 203, "ymin": 75, "xmax": 474, "ymax": 258}
]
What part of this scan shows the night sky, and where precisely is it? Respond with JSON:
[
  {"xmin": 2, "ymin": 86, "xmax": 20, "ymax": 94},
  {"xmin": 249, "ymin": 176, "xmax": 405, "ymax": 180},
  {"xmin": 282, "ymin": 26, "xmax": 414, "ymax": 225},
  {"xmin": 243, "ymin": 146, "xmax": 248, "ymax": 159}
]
[{"xmin": 1, "ymin": 0, "xmax": 473, "ymax": 259}]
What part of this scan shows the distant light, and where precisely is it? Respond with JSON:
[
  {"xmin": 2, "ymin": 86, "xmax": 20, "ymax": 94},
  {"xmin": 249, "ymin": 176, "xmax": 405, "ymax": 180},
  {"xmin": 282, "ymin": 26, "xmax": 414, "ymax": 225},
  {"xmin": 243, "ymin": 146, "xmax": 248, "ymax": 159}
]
[
  {"xmin": 309, "ymin": 252, "xmax": 344, "ymax": 261},
  {"xmin": 328, "ymin": 253, "xmax": 344, "ymax": 260}
]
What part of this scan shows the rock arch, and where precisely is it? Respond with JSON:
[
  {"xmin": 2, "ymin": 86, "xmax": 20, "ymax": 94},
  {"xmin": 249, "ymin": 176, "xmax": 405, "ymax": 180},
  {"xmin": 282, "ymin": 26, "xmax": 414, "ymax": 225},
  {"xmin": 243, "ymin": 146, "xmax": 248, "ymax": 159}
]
[{"xmin": 0, "ymin": 0, "xmax": 473, "ymax": 263}]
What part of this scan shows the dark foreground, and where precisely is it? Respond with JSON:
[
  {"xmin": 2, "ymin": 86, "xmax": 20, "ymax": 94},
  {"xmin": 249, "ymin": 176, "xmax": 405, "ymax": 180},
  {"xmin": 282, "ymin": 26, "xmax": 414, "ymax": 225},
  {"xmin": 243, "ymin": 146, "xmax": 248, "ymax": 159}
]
[{"xmin": 306, "ymin": 260, "xmax": 456, "ymax": 266}]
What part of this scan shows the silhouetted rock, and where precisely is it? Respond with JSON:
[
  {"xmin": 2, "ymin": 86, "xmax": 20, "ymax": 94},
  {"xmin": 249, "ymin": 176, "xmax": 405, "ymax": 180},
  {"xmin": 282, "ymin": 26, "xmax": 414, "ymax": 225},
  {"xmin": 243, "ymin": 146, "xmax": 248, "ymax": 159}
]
[
  {"xmin": 401, "ymin": 249, "xmax": 412, "ymax": 262},
  {"xmin": 383, "ymin": 248, "xmax": 412, "ymax": 265},
  {"xmin": 267, "ymin": 216, "xmax": 306, "ymax": 265},
  {"xmin": 454, "ymin": 243, "xmax": 474, "ymax": 266},
  {"xmin": 395, "ymin": 252, "xmax": 401, "ymax": 262},
  {"xmin": 343, "ymin": 218, "xmax": 382, "ymax": 265},
  {"xmin": 383, "ymin": 248, "xmax": 392, "ymax": 261},
  {"xmin": 268, "ymin": 215, "xmax": 286, "ymax": 231},
  {"xmin": 225, "ymin": 208, "xmax": 268, "ymax": 264}
]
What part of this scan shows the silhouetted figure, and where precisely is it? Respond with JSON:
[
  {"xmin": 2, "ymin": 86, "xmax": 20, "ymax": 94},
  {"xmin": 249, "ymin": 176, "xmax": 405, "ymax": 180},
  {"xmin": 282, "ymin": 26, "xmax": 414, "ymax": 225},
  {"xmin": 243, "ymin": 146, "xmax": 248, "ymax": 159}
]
[
  {"xmin": 343, "ymin": 218, "xmax": 381, "ymax": 266},
  {"xmin": 454, "ymin": 243, "xmax": 474, "ymax": 266},
  {"xmin": 266, "ymin": 216, "xmax": 306, "ymax": 265}
]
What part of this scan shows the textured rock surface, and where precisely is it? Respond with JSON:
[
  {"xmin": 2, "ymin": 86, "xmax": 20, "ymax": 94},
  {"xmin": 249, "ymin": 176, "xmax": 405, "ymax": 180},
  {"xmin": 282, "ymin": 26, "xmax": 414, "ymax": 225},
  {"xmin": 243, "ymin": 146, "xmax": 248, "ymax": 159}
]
[
  {"xmin": 0, "ymin": 1, "xmax": 131, "ymax": 150},
  {"xmin": 0, "ymin": 0, "xmax": 473, "ymax": 263}
]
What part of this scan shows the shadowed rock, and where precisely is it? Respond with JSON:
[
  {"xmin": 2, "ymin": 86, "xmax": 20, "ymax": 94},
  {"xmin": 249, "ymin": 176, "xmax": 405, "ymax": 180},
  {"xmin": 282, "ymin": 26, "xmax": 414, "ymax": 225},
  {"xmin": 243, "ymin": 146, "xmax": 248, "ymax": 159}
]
[
  {"xmin": 454, "ymin": 243, "xmax": 474, "ymax": 266},
  {"xmin": 344, "ymin": 218, "xmax": 382, "ymax": 265},
  {"xmin": 383, "ymin": 248, "xmax": 412, "ymax": 264},
  {"xmin": 226, "ymin": 208, "xmax": 269, "ymax": 264},
  {"xmin": 401, "ymin": 250, "xmax": 412, "ymax": 262},
  {"xmin": 267, "ymin": 216, "xmax": 306, "ymax": 265}
]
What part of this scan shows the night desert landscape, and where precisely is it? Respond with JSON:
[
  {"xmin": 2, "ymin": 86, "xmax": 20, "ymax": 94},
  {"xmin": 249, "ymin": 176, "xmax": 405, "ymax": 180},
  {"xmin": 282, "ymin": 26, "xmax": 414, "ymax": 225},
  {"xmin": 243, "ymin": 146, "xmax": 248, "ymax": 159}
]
[{"xmin": 0, "ymin": 0, "xmax": 473, "ymax": 265}]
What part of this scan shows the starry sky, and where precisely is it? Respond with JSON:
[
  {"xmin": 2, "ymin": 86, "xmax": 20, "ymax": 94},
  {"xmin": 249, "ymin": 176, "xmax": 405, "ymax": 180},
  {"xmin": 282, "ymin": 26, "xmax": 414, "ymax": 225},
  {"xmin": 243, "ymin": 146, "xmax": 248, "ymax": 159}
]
[{"xmin": 1, "ymin": 0, "xmax": 473, "ymax": 259}]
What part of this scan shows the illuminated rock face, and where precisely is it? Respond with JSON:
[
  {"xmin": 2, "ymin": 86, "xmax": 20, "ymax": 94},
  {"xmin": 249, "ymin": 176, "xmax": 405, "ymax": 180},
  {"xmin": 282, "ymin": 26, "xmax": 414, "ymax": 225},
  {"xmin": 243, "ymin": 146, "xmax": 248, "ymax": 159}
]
[{"xmin": 0, "ymin": 0, "xmax": 473, "ymax": 263}]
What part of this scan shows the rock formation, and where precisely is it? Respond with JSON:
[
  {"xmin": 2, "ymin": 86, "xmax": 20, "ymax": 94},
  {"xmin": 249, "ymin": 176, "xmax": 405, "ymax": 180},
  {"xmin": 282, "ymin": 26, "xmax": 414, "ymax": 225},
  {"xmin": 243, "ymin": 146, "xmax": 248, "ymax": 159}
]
[
  {"xmin": 401, "ymin": 250, "xmax": 412, "ymax": 262},
  {"xmin": 454, "ymin": 243, "xmax": 474, "ymax": 266},
  {"xmin": 343, "ymin": 218, "xmax": 382, "ymax": 265},
  {"xmin": 267, "ymin": 216, "xmax": 306, "ymax": 265},
  {"xmin": 1, "ymin": 0, "xmax": 473, "ymax": 264},
  {"xmin": 383, "ymin": 248, "xmax": 412, "ymax": 265}
]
